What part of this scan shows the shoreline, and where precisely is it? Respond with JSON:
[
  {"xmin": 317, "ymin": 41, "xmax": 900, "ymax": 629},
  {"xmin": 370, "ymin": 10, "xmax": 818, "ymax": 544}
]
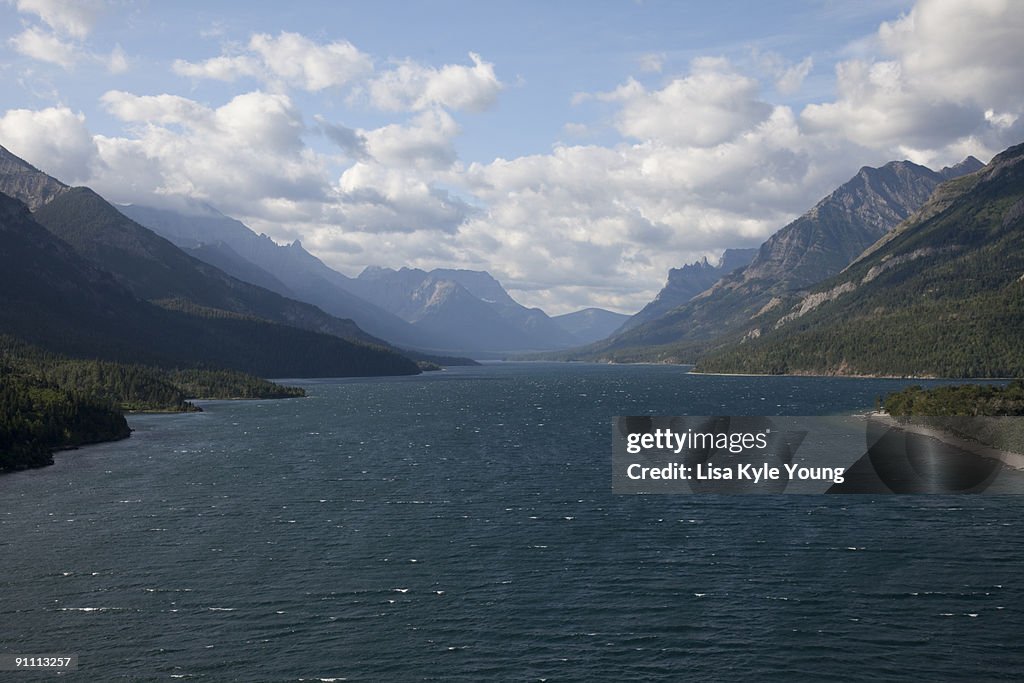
[
  {"xmin": 866, "ymin": 412, "xmax": 1024, "ymax": 471},
  {"xmin": 688, "ymin": 369, "xmax": 1017, "ymax": 381}
]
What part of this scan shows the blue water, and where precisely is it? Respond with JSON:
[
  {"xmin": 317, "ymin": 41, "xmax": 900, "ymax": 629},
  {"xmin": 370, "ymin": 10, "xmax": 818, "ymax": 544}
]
[{"xmin": 2, "ymin": 363, "xmax": 1022, "ymax": 680}]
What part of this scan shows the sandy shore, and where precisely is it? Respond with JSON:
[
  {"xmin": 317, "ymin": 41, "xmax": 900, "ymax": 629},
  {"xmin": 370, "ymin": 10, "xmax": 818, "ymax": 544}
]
[{"xmin": 867, "ymin": 413, "xmax": 1024, "ymax": 471}]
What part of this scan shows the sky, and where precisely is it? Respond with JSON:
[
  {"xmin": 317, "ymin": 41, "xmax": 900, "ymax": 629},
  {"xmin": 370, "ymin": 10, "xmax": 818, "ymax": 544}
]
[{"xmin": 1, "ymin": 0, "xmax": 1023, "ymax": 314}]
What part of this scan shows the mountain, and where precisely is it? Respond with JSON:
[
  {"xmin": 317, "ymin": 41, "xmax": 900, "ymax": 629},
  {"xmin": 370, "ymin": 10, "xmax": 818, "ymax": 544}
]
[
  {"xmin": 940, "ymin": 155, "xmax": 984, "ymax": 179},
  {"xmin": 579, "ymin": 157, "xmax": 981, "ymax": 360},
  {"xmin": 29, "ymin": 187, "xmax": 383, "ymax": 345},
  {"xmin": 0, "ymin": 144, "xmax": 69, "ymax": 210},
  {"xmin": 185, "ymin": 241, "xmax": 297, "ymax": 298},
  {"xmin": 349, "ymin": 267, "xmax": 579, "ymax": 353},
  {"xmin": 552, "ymin": 308, "xmax": 631, "ymax": 345},
  {"xmin": 116, "ymin": 201, "xmax": 449, "ymax": 350},
  {"xmin": 696, "ymin": 143, "xmax": 1024, "ymax": 378},
  {"xmin": 619, "ymin": 248, "xmax": 757, "ymax": 333},
  {"xmin": 0, "ymin": 190, "xmax": 420, "ymax": 377}
]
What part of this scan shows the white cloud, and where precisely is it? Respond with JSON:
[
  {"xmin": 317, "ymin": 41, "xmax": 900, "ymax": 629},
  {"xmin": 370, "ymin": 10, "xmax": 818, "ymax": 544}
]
[
  {"xmin": 89, "ymin": 90, "xmax": 324, "ymax": 211},
  {"xmin": 101, "ymin": 91, "xmax": 211, "ymax": 125},
  {"xmin": 9, "ymin": 26, "xmax": 78, "ymax": 67},
  {"xmin": 753, "ymin": 50, "xmax": 813, "ymax": 95},
  {"xmin": 0, "ymin": 106, "xmax": 98, "ymax": 183},
  {"xmin": 14, "ymin": 0, "xmax": 104, "ymax": 38},
  {"xmin": 173, "ymin": 32, "xmax": 372, "ymax": 92},
  {"xmin": 4, "ymin": 0, "xmax": 1023, "ymax": 315},
  {"xmin": 776, "ymin": 57, "xmax": 813, "ymax": 95},
  {"xmin": 601, "ymin": 58, "xmax": 773, "ymax": 146},
  {"xmin": 315, "ymin": 116, "xmax": 368, "ymax": 159},
  {"xmin": 367, "ymin": 52, "xmax": 502, "ymax": 112},
  {"xmin": 9, "ymin": 1, "xmax": 128, "ymax": 72},
  {"xmin": 802, "ymin": 0, "xmax": 1024, "ymax": 164},
  {"xmin": 249, "ymin": 32, "xmax": 372, "ymax": 91},
  {"xmin": 333, "ymin": 162, "xmax": 472, "ymax": 234},
  {"xmin": 878, "ymin": 0, "xmax": 1024, "ymax": 111},
  {"xmin": 361, "ymin": 108, "xmax": 459, "ymax": 170},
  {"xmin": 172, "ymin": 54, "xmax": 260, "ymax": 82}
]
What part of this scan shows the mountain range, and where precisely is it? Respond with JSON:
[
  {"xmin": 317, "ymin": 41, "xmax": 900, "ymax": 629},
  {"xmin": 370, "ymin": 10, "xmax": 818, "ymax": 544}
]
[
  {"xmin": 348, "ymin": 267, "xmax": 586, "ymax": 353},
  {"xmin": 2, "ymin": 135, "xmax": 1018, "ymax": 380},
  {"xmin": 565, "ymin": 154, "xmax": 985, "ymax": 362},
  {"xmin": 0, "ymin": 144, "xmax": 420, "ymax": 377},
  {"xmin": 118, "ymin": 201, "xmax": 618, "ymax": 354},
  {"xmin": 696, "ymin": 144, "xmax": 1024, "ymax": 377},
  {"xmin": 116, "ymin": 200, "xmax": 445, "ymax": 350}
]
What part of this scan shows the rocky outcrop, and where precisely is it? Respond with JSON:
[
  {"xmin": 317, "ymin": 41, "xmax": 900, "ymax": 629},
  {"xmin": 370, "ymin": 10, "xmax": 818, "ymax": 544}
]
[
  {"xmin": 618, "ymin": 248, "xmax": 757, "ymax": 333},
  {"xmin": 0, "ymin": 145, "xmax": 69, "ymax": 210}
]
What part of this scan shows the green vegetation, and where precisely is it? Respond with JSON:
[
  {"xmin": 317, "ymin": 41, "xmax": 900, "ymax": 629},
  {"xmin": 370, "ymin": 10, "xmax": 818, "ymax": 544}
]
[
  {"xmin": 0, "ymin": 191, "xmax": 422, "ymax": 378},
  {"xmin": 0, "ymin": 361, "xmax": 130, "ymax": 473},
  {"xmin": 0, "ymin": 338, "xmax": 305, "ymax": 473},
  {"xmin": 169, "ymin": 368, "xmax": 305, "ymax": 402},
  {"xmin": 883, "ymin": 381, "xmax": 1024, "ymax": 417},
  {"xmin": 695, "ymin": 144, "xmax": 1024, "ymax": 379},
  {"xmin": 881, "ymin": 381, "xmax": 1024, "ymax": 456}
]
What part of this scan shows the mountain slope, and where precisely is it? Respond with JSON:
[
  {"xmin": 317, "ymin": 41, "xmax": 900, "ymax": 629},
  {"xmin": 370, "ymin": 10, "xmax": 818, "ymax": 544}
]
[
  {"xmin": 116, "ymin": 201, "xmax": 447, "ymax": 350},
  {"xmin": 349, "ymin": 267, "xmax": 578, "ymax": 352},
  {"xmin": 30, "ymin": 187, "xmax": 379, "ymax": 344},
  {"xmin": 619, "ymin": 248, "xmax": 757, "ymax": 333},
  {"xmin": 0, "ymin": 144, "xmax": 69, "ymax": 210},
  {"xmin": 582, "ymin": 157, "xmax": 980, "ymax": 359},
  {"xmin": 185, "ymin": 241, "xmax": 297, "ymax": 298},
  {"xmin": 696, "ymin": 144, "xmax": 1024, "ymax": 378},
  {"xmin": 552, "ymin": 308, "xmax": 630, "ymax": 344},
  {"xmin": 0, "ymin": 191, "xmax": 419, "ymax": 377}
]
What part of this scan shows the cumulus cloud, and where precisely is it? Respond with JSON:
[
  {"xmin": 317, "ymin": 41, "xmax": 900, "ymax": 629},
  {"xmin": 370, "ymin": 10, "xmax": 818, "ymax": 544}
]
[
  {"xmin": 597, "ymin": 58, "xmax": 773, "ymax": 146},
  {"xmin": 361, "ymin": 108, "xmax": 459, "ymax": 170},
  {"xmin": 249, "ymin": 32, "xmax": 372, "ymax": 91},
  {"xmin": 89, "ymin": 90, "xmax": 325, "ymax": 210},
  {"xmin": 8, "ymin": 1, "xmax": 129, "ymax": 72},
  {"xmin": 13, "ymin": 0, "xmax": 104, "ymax": 38},
  {"xmin": 172, "ymin": 54, "xmax": 260, "ymax": 82},
  {"xmin": 101, "ymin": 90, "xmax": 211, "ymax": 125},
  {"xmin": 8, "ymin": 26, "xmax": 78, "ymax": 67},
  {"xmin": 4, "ymin": 0, "xmax": 1023, "ymax": 315},
  {"xmin": 333, "ymin": 162, "xmax": 473, "ymax": 234},
  {"xmin": 367, "ymin": 52, "xmax": 502, "ymax": 112},
  {"xmin": 173, "ymin": 31, "xmax": 372, "ymax": 91},
  {"xmin": 0, "ymin": 106, "xmax": 98, "ymax": 183},
  {"xmin": 802, "ymin": 0, "xmax": 1024, "ymax": 164},
  {"xmin": 456, "ymin": 100, "xmax": 836, "ymax": 311}
]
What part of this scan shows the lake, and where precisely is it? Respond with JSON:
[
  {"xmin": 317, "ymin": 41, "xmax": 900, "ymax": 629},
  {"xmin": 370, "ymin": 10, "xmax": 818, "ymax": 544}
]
[{"xmin": 2, "ymin": 362, "xmax": 1022, "ymax": 680}]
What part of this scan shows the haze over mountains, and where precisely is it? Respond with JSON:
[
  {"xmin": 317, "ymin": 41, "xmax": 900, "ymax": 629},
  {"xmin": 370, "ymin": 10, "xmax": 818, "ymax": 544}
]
[
  {"xmin": 116, "ymin": 201, "xmax": 446, "ymax": 350},
  {"xmin": 2, "ymin": 132, "xmax": 1021, "ymax": 380},
  {"xmin": 0, "ymin": 144, "xmax": 424, "ymax": 376},
  {"xmin": 348, "ymin": 267, "xmax": 587, "ymax": 353},
  {"xmin": 0, "ymin": 189, "xmax": 419, "ymax": 377},
  {"xmin": 119, "ymin": 202, "xmax": 618, "ymax": 354}
]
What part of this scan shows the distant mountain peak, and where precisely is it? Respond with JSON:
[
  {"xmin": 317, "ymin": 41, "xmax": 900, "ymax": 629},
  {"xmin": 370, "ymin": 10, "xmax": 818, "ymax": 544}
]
[
  {"xmin": 939, "ymin": 155, "xmax": 985, "ymax": 179},
  {"xmin": 615, "ymin": 248, "xmax": 757, "ymax": 334}
]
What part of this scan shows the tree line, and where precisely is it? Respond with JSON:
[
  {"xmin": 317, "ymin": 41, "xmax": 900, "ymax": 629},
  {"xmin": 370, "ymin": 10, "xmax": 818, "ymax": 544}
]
[{"xmin": 1, "ymin": 337, "xmax": 305, "ymax": 473}]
